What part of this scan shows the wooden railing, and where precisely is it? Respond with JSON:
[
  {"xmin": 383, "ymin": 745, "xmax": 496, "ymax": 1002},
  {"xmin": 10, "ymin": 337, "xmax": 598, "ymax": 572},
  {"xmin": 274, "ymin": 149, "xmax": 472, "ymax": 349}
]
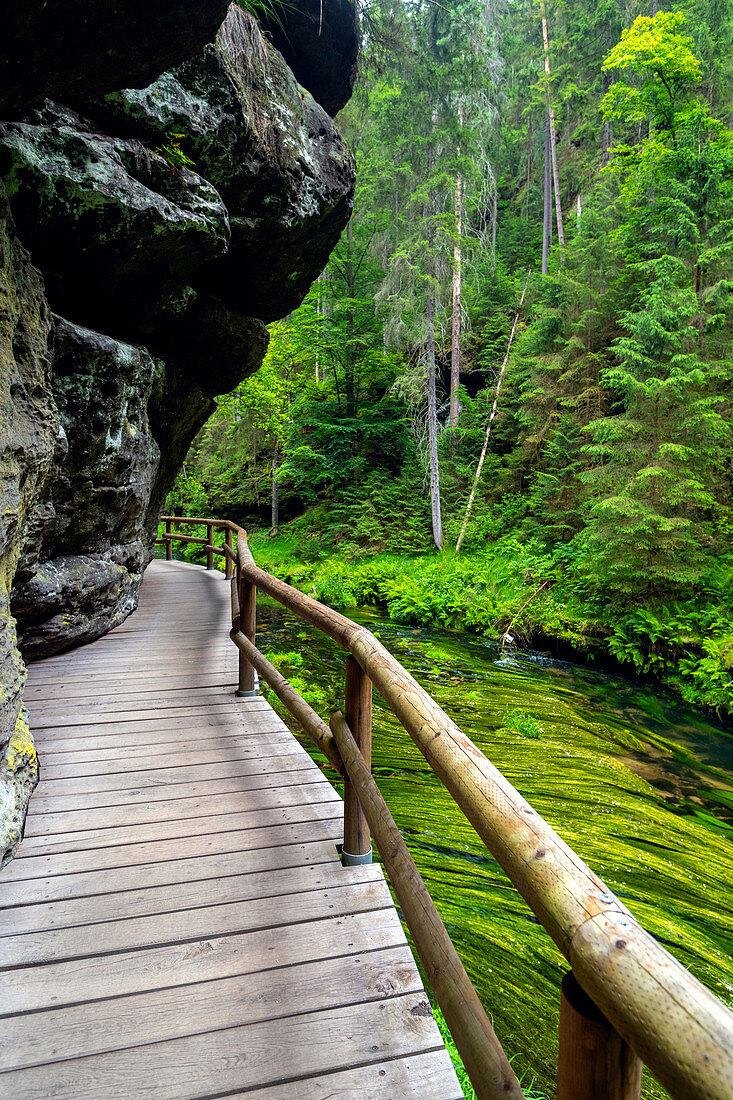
[{"xmin": 157, "ymin": 515, "xmax": 733, "ymax": 1100}]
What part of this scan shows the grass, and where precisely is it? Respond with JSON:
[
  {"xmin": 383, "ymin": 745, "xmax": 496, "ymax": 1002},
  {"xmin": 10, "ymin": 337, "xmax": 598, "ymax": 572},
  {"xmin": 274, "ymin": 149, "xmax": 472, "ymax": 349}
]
[
  {"xmin": 503, "ymin": 706, "xmax": 544, "ymax": 740},
  {"xmin": 433, "ymin": 1006, "xmax": 549, "ymax": 1099}
]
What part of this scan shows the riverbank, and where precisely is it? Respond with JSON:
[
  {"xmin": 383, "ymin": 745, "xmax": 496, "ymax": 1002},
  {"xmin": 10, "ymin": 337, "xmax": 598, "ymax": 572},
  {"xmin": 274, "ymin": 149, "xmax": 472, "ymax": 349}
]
[{"xmin": 246, "ymin": 530, "xmax": 733, "ymax": 719}]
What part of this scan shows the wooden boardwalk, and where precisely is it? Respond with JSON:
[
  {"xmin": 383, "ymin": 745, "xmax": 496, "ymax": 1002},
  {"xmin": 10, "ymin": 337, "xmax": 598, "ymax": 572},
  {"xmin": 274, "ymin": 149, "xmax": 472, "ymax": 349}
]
[{"xmin": 0, "ymin": 559, "xmax": 460, "ymax": 1098}]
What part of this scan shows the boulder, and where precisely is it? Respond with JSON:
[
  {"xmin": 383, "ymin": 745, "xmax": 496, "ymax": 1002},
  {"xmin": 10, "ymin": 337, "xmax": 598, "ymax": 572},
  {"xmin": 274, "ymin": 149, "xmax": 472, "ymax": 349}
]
[
  {"xmin": 52, "ymin": 7, "xmax": 355, "ymax": 324},
  {"xmin": 0, "ymin": 186, "xmax": 57, "ymax": 862},
  {"xmin": 0, "ymin": 0, "xmax": 230, "ymax": 118},
  {"xmin": 0, "ymin": 103, "xmax": 230, "ymax": 331},
  {"xmin": 12, "ymin": 320, "xmax": 161, "ymax": 656}
]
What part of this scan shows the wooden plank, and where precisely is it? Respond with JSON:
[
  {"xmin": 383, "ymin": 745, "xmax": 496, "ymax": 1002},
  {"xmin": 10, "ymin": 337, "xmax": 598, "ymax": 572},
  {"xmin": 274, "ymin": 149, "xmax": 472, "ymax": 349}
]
[
  {"xmin": 1, "ymin": 906, "xmax": 409, "ymax": 1015},
  {"xmin": 18, "ymin": 798, "xmax": 343, "ymax": 857},
  {"xmin": 38, "ymin": 742, "xmax": 308, "ymax": 779},
  {"xmin": 0, "ymin": 838, "xmax": 342, "ymax": 908},
  {"xmin": 6, "ymin": 817, "xmax": 344, "ymax": 881},
  {"xmin": 31, "ymin": 708, "xmax": 283, "ymax": 744},
  {"xmin": 29, "ymin": 700, "xmax": 251, "ymax": 730},
  {"xmin": 0, "ymin": 874, "xmax": 392, "ymax": 968},
  {"xmin": 240, "ymin": 1051, "xmax": 463, "ymax": 1100},
  {"xmin": 34, "ymin": 723, "xmax": 293, "ymax": 758},
  {"xmin": 0, "ymin": 993, "xmax": 447, "ymax": 1099},
  {"xmin": 23, "ymin": 676, "xmax": 237, "ymax": 700},
  {"xmin": 35, "ymin": 729, "xmax": 299, "ymax": 762},
  {"xmin": 2, "ymin": 861, "xmax": 377, "ymax": 936},
  {"xmin": 27, "ymin": 690, "xmax": 250, "ymax": 719},
  {"xmin": 25, "ymin": 769, "xmax": 330, "ymax": 816},
  {"xmin": 0, "ymin": 946, "xmax": 423, "ymax": 1071},
  {"xmin": 24, "ymin": 782, "xmax": 339, "ymax": 839},
  {"xmin": 31, "ymin": 754, "xmax": 318, "ymax": 799}
]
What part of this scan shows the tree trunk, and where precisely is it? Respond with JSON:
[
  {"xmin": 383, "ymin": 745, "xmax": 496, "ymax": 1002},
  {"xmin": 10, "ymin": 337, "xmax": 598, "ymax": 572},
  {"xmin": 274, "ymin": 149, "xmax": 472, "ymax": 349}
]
[
  {"xmin": 271, "ymin": 443, "xmax": 279, "ymax": 533},
  {"xmin": 345, "ymin": 217, "xmax": 356, "ymax": 417},
  {"xmin": 541, "ymin": 0, "xmax": 565, "ymax": 249},
  {"xmin": 449, "ymin": 164, "xmax": 462, "ymax": 432},
  {"xmin": 601, "ymin": 68, "xmax": 614, "ymax": 166},
  {"xmin": 425, "ymin": 141, "xmax": 443, "ymax": 552},
  {"xmin": 455, "ymin": 272, "xmax": 530, "ymax": 553},
  {"xmin": 491, "ymin": 172, "xmax": 498, "ymax": 265},
  {"xmin": 542, "ymin": 111, "xmax": 551, "ymax": 274},
  {"xmin": 525, "ymin": 113, "xmax": 532, "ymax": 215}
]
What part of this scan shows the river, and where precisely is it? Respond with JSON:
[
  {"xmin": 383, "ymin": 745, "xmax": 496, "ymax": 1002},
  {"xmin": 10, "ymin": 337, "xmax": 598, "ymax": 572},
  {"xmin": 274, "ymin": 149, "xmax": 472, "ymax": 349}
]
[{"xmin": 256, "ymin": 597, "xmax": 733, "ymax": 1099}]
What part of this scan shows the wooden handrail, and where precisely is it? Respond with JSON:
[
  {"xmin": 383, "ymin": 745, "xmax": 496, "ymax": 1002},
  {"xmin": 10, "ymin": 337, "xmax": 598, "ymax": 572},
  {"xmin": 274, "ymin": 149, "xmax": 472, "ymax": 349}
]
[{"xmin": 157, "ymin": 515, "xmax": 733, "ymax": 1100}]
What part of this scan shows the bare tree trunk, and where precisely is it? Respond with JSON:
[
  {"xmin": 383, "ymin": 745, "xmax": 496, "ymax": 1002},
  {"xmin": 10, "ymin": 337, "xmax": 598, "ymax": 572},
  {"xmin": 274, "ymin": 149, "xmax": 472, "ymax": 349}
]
[
  {"xmin": 542, "ymin": 112, "xmax": 551, "ymax": 274},
  {"xmin": 455, "ymin": 272, "xmax": 530, "ymax": 553},
  {"xmin": 315, "ymin": 273, "xmax": 321, "ymax": 383},
  {"xmin": 525, "ymin": 113, "xmax": 532, "ymax": 215},
  {"xmin": 541, "ymin": 0, "xmax": 564, "ymax": 249},
  {"xmin": 425, "ymin": 141, "xmax": 443, "ymax": 551},
  {"xmin": 449, "ymin": 162, "xmax": 462, "ymax": 432},
  {"xmin": 601, "ymin": 68, "xmax": 614, "ymax": 166},
  {"xmin": 271, "ymin": 444, "xmax": 279, "ymax": 533},
  {"xmin": 491, "ymin": 172, "xmax": 498, "ymax": 264},
  {"xmin": 345, "ymin": 217, "xmax": 356, "ymax": 417}
]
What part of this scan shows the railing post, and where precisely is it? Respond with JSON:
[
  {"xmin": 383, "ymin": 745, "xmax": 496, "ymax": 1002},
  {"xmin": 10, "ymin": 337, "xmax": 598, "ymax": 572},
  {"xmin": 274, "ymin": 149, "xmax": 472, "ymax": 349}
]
[
  {"xmin": 165, "ymin": 518, "xmax": 172, "ymax": 560},
  {"xmin": 342, "ymin": 655, "xmax": 372, "ymax": 866},
  {"xmin": 556, "ymin": 971, "xmax": 642, "ymax": 1100},
  {"xmin": 235, "ymin": 576, "xmax": 258, "ymax": 697},
  {"xmin": 225, "ymin": 528, "xmax": 233, "ymax": 579},
  {"xmin": 206, "ymin": 522, "xmax": 214, "ymax": 570}
]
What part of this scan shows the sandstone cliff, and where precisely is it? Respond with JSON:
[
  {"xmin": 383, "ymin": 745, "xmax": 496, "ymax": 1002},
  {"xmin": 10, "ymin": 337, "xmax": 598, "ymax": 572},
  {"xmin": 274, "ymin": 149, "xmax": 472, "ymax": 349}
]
[{"xmin": 0, "ymin": 0, "xmax": 358, "ymax": 861}]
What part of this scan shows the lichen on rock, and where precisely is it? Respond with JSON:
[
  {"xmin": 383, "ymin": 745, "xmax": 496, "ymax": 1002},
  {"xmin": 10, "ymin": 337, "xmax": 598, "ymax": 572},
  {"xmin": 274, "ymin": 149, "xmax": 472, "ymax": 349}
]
[{"xmin": 0, "ymin": 184, "xmax": 57, "ymax": 857}]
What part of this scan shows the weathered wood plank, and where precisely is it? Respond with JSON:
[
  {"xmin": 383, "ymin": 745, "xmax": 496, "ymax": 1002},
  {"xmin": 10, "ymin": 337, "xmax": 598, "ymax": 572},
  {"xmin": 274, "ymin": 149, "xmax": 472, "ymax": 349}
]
[
  {"xmin": 2, "ymin": 861, "xmax": 377, "ymax": 936},
  {"xmin": 39, "ymin": 742, "xmax": 309, "ymax": 780},
  {"xmin": 35, "ymin": 729, "xmax": 299, "ymax": 763},
  {"xmin": 25, "ymin": 769, "xmax": 329, "ymax": 816},
  {"xmin": 0, "ymin": 994, "xmax": 446, "ymax": 1099},
  {"xmin": 0, "ymin": 946, "xmax": 422, "ymax": 1071},
  {"xmin": 24, "ymin": 782, "xmax": 339, "ymax": 839},
  {"xmin": 18, "ymin": 798, "xmax": 343, "ymax": 857},
  {"xmin": 240, "ymin": 1051, "xmax": 464, "ymax": 1099},
  {"xmin": 0, "ymin": 876, "xmax": 393, "ymax": 968},
  {"xmin": 6, "ymin": 817, "xmax": 344, "ymax": 881},
  {"xmin": 31, "ymin": 754, "xmax": 318, "ymax": 799},
  {"xmin": 1, "ymin": 907, "xmax": 409, "ymax": 1015},
  {"xmin": 0, "ymin": 838, "xmax": 342, "ymax": 908}
]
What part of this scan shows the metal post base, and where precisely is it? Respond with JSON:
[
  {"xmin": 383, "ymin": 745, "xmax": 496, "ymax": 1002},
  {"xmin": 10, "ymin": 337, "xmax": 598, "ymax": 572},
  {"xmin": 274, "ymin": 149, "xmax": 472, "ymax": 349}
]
[
  {"xmin": 341, "ymin": 846, "xmax": 373, "ymax": 867},
  {"xmin": 235, "ymin": 671, "xmax": 259, "ymax": 698}
]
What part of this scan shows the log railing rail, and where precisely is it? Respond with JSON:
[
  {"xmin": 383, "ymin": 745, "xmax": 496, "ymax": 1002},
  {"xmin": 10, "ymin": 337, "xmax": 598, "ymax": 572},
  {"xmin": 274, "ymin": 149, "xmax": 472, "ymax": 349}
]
[{"xmin": 156, "ymin": 515, "xmax": 733, "ymax": 1100}]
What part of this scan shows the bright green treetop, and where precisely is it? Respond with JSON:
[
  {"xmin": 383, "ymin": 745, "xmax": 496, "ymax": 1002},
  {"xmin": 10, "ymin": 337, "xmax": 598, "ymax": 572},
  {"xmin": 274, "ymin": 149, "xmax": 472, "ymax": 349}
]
[{"xmin": 601, "ymin": 11, "xmax": 701, "ymax": 133}]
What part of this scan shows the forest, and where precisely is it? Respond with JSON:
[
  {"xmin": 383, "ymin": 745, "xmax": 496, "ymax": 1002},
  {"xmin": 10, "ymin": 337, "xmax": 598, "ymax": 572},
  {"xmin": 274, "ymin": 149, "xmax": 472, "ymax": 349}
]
[{"xmin": 169, "ymin": 0, "xmax": 733, "ymax": 715}]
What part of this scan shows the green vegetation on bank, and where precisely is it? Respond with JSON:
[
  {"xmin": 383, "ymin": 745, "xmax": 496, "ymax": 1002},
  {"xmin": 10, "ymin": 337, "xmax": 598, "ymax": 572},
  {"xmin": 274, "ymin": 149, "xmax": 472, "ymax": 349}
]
[{"xmin": 163, "ymin": 514, "xmax": 733, "ymax": 716}]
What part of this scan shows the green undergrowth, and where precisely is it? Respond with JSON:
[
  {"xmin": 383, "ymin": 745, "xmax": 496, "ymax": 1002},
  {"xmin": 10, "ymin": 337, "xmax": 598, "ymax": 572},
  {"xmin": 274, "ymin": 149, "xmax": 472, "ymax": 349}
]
[{"xmin": 244, "ymin": 528, "xmax": 733, "ymax": 718}]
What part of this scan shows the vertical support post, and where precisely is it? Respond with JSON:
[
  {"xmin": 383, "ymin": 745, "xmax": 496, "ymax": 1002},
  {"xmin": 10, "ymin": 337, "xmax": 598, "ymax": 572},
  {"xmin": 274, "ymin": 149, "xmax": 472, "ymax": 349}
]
[
  {"xmin": 342, "ymin": 655, "xmax": 372, "ymax": 866},
  {"xmin": 556, "ymin": 972, "xmax": 643, "ymax": 1100},
  {"xmin": 165, "ymin": 518, "xmax": 173, "ymax": 560},
  {"xmin": 235, "ymin": 578, "xmax": 258, "ymax": 697},
  {"xmin": 206, "ymin": 523, "xmax": 214, "ymax": 570},
  {"xmin": 225, "ymin": 528, "xmax": 233, "ymax": 579}
]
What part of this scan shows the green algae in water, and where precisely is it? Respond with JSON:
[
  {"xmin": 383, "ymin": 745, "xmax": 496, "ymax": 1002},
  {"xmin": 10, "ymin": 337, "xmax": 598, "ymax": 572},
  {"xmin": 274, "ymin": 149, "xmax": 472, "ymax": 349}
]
[{"xmin": 257, "ymin": 598, "xmax": 733, "ymax": 1100}]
